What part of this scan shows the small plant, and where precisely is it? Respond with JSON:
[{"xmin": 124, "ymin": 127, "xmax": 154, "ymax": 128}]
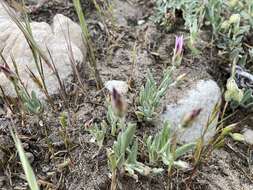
[
  {"xmin": 136, "ymin": 67, "xmax": 175, "ymax": 122},
  {"xmin": 107, "ymin": 104, "xmax": 122, "ymax": 136},
  {"xmin": 107, "ymin": 124, "xmax": 162, "ymax": 190},
  {"xmin": 59, "ymin": 112, "xmax": 71, "ymax": 151},
  {"xmin": 145, "ymin": 121, "xmax": 195, "ymax": 169},
  {"xmin": 88, "ymin": 121, "xmax": 107, "ymax": 151},
  {"xmin": 20, "ymin": 90, "xmax": 44, "ymax": 115}
]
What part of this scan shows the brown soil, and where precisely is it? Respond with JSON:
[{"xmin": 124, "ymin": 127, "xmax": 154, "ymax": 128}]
[{"xmin": 0, "ymin": 0, "xmax": 252, "ymax": 190}]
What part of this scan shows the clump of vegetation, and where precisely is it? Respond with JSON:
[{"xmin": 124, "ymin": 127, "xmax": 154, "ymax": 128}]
[
  {"xmin": 145, "ymin": 121, "xmax": 195, "ymax": 168},
  {"xmin": 107, "ymin": 123, "xmax": 163, "ymax": 190},
  {"xmin": 135, "ymin": 68, "xmax": 174, "ymax": 122},
  {"xmin": 154, "ymin": 0, "xmax": 253, "ymax": 108},
  {"xmin": 136, "ymin": 35, "xmax": 185, "ymax": 122}
]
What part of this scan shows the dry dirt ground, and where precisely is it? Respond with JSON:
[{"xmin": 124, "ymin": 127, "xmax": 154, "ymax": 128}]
[{"xmin": 0, "ymin": 0, "xmax": 253, "ymax": 189}]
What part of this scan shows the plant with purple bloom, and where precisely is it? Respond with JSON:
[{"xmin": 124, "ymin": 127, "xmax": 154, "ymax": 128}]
[
  {"xmin": 172, "ymin": 35, "xmax": 184, "ymax": 66},
  {"xmin": 175, "ymin": 36, "xmax": 184, "ymax": 55}
]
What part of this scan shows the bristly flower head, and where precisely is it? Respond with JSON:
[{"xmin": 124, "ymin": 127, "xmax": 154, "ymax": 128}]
[
  {"xmin": 172, "ymin": 35, "xmax": 184, "ymax": 66},
  {"xmin": 111, "ymin": 88, "xmax": 127, "ymax": 117}
]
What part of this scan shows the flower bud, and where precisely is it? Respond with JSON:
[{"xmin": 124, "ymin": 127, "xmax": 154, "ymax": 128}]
[
  {"xmin": 228, "ymin": 0, "xmax": 238, "ymax": 8},
  {"xmin": 230, "ymin": 133, "xmax": 245, "ymax": 142},
  {"xmin": 111, "ymin": 88, "xmax": 127, "ymax": 117},
  {"xmin": 229, "ymin": 14, "xmax": 240, "ymax": 24},
  {"xmin": 0, "ymin": 63, "xmax": 17, "ymax": 81},
  {"xmin": 175, "ymin": 35, "xmax": 184, "ymax": 56},
  {"xmin": 221, "ymin": 123, "xmax": 237, "ymax": 136},
  {"xmin": 172, "ymin": 35, "xmax": 184, "ymax": 66},
  {"xmin": 181, "ymin": 108, "xmax": 202, "ymax": 128},
  {"xmin": 225, "ymin": 78, "xmax": 243, "ymax": 102}
]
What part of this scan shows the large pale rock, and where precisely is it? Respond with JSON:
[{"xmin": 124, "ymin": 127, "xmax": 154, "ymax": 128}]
[
  {"xmin": 53, "ymin": 14, "xmax": 86, "ymax": 54},
  {"xmin": 161, "ymin": 80, "xmax": 221, "ymax": 143},
  {"xmin": 0, "ymin": 4, "xmax": 85, "ymax": 99}
]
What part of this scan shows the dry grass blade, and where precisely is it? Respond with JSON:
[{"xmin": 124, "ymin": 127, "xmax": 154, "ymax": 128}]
[
  {"xmin": 26, "ymin": 66, "xmax": 44, "ymax": 90},
  {"xmin": 63, "ymin": 25, "xmax": 87, "ymax": 93},
  {"xmin": 9, "ymin": 125, "xmax": 39, "ymax": 190},
  {"xmin": 73, "ymin": 0, "xmax": 103, "ymax": 89},
  {"xmin": 46, "ymin": 46, "xmax": 67, "ymax": 99}
]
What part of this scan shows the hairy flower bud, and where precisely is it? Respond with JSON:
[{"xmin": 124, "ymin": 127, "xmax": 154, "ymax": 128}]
[
  {"xmin": 225, "ymin": 78, "xmax": 243, "ymax": 102},
  {"xmin": 172, "ymin": 35, "xmax": 184, "ymax": 66},
  {"xmin": 229, "ymin": 14, "xmax": 240, "ymax": 24},
  {"xmin": 0, "ymin": 63, "xmax": 17, "ymax": 81},
  {"xmin": 111, "ymin": 88, "xmax": 127, "ymax": 117},
  {"xmin": 228, "ymin": 0, "xmax": 238, "ymax": 8},
  {"xmin": 181, "ymin": 108, "xmax": 202, "ymax": 128}
]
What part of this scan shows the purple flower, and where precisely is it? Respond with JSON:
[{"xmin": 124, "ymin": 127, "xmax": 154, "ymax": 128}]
[
  {"xmin": 181, "ymin": 108, "xmax": 202, "ymax": 128},
  {"xmin": 175, "ymin": 35, "xmax": 184, "ymax": 56},
  {"xmin": 172, "ymin": 35, "xmax": 184, "ymax": 66}
]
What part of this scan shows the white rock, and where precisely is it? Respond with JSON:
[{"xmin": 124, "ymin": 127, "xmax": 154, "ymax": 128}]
[
  {"xmin": 243, "ymin": 128, "xmax": 253, "ymax": 145},
  {"xmin": 161, "ymin": 80, "xmax": 221, "ymax": 143},
  {"xmin": 105, "ymin": 80, "xmax": 128, "ymax": 95},
  {"xmin": 0, "ymin": 4, "xmax": 86, "ymax": 99}
]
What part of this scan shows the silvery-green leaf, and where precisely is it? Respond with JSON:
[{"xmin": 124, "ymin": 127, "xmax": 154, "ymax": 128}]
[
  {"xmin": 175, "ymin": 143, "xmax": 195, "ymax": 159},
  {"xmin": 174, "ymin": 160, "xmax": 190, "ymax": 169}
]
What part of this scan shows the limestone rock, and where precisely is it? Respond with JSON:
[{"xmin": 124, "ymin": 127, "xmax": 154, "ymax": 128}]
[
  {"xmin": 161, "ymin": 80, "xmax": 221, "ymax": 143},
  {"xmin": 0, "ymin": 3, "xmax": 85, "ymax": 99}
]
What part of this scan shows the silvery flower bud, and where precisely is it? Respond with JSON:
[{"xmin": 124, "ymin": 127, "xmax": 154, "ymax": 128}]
[{"xmin": 229, "ymin": 14, "xmax": 240, "ymax": 24}]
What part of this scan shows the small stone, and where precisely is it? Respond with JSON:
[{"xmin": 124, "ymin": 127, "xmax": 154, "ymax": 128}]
[
  {"xmin": 105, "ymin": 80, "xmax": 128, "ymax": 95},
  {"xmin": 25, "ymin": 152, "xmax": 35, "ymax": 164},
  {"xmin": 161, "ymin": 80, "xmax": 221, "ymax": 143},
  {"xmin": 138, "ymin": 20, "xmax": 145, "ymax": 25},
  {"xmin": 243, "ymin": 128, "xmax": 253, "ymax": 145}
]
